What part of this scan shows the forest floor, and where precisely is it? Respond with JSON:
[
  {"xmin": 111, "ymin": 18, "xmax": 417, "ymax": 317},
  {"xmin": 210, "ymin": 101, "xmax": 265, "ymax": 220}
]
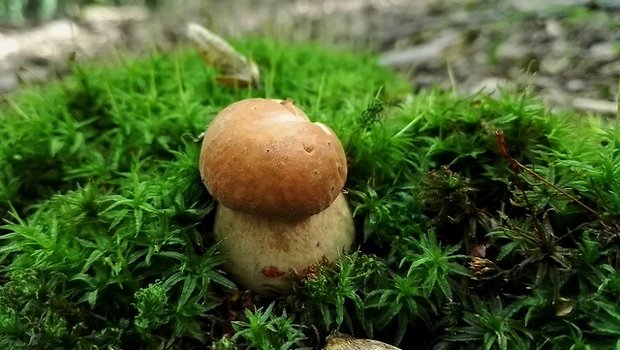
[{"xmin": 1, "ymin": 0, "xmax": 619, "ymax": 114}]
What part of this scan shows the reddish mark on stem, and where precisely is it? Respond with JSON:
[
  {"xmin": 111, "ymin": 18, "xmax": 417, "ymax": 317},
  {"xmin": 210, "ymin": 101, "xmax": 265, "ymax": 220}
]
[{"xmin": 261, "ymin": 265, "xmax": 285, "ymax": 278}]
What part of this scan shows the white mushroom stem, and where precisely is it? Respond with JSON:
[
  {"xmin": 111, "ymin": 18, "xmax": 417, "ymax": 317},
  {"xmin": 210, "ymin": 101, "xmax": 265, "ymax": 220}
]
[{"xmin": 214, "ymin": 193, "xmax": 355, "ymax": 294}]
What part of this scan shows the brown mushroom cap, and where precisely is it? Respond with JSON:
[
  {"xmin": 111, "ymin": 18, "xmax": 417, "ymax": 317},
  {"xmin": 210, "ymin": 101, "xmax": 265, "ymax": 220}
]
[{"xmin": 200, "ymin": 98, "xmax": 347, "ymax": 217}]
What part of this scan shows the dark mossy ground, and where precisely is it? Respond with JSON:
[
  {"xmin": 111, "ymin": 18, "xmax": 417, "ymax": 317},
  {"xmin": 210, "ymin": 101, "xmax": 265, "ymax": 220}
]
[{"xmin": 1, "ymin": 38, "xmax": 620, "ymax": 350}]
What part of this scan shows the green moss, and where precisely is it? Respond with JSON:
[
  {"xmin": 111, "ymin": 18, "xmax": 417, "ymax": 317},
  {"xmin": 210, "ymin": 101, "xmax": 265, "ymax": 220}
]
[{"xmin": 1, "ymin": 38, "xmax": 619, "ymax": 349}]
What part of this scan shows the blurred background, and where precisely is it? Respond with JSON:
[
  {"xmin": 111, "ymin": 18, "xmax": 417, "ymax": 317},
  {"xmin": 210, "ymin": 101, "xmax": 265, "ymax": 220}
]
[{"xmin": 1, "ymin": 0, "xmax": 619, "ymax": 114}]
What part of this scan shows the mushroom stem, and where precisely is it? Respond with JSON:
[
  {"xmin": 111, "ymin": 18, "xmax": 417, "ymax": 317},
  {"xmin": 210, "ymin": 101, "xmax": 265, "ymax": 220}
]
[{"xmin": 214, "ymin": 193, "xmax": 355, "ymax": 294}]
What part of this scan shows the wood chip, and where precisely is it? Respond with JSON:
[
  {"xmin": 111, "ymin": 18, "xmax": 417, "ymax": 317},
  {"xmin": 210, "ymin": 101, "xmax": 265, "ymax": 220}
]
[{"xmin": 324, "ymin": 333, "xmax": 402, "ymax": 350}]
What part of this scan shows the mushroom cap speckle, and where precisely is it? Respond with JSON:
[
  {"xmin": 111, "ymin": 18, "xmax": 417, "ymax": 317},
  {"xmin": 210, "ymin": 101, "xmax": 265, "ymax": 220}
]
[{"xmin": 200, "ymin": 98, "xmax": 347, "ymax": 217}]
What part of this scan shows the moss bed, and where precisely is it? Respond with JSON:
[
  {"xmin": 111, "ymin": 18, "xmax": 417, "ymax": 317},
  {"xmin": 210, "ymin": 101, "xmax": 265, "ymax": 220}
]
[{"xmin": 1, "ymin": 38, "xmax": 619, "ymax": 349}]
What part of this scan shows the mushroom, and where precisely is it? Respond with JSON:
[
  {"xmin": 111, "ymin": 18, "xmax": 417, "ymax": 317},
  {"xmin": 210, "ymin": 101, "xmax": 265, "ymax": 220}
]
[{"xmin": 200, "ymin": 98, "xmax": 355, "ymax": 294}]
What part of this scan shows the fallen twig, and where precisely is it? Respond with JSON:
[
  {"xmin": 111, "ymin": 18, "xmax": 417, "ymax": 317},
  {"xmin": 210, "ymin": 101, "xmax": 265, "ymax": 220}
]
[{"xmin": 495, "ymin": 129, "xmax": 602, "ymax": 219}]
